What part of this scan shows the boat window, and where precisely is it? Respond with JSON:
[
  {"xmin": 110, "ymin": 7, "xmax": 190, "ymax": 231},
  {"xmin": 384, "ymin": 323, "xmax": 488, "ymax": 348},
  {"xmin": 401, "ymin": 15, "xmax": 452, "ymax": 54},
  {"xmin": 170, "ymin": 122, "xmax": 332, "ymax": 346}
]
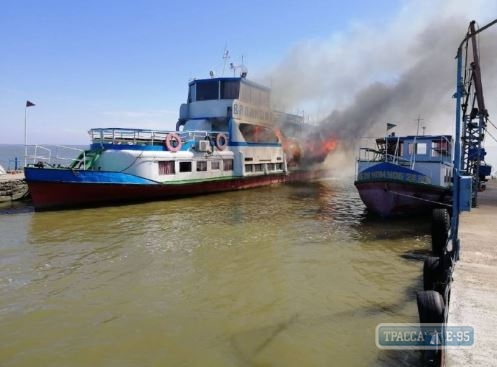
[
  {"xmin": 276, "ymin": 163, "xmax": 283, "ymax": 170},
  {"xmin": 211, "ymin": 161, "xmax": 220, "ymax": 170},
  {"xmin": 254, "ymin": 164, "xmax": 263, "ymax": 172},
  {"xmin": 239, "ymin": 123, "xmax": 279, "ymax": 143},
  {"xmin": 188, "ymin": 85, "xmax": 195, "ymax": 103},
  {"xmin": 196, "ymin": 81, "xmax": 219, "ymax": 101},
  {"xmin": 432, "ymin": 139, "xmax": 451, "ymax": 157},
  {"xmin": 179, "ymin": 161, "xmax": 192, "ymax": 172},
  {"xmin": 409, "ymin": 142, "xmax": 428, "ymax": 155},
  {"xmin": 221, "ymin": 80, "xmax": 240, "ymax": 99},
  {"xmin": 417, "ymin": 143, "xmax": 427, "ymax": 155},
  {"xmin": 158, "ymin": 161, "xmax": 175, "ymax": 175},
  {"xmin": 197, "ymin": 161, "xmax": 207, "ymax": 172},
  {"xmin": 245, "ymin": 164, "xmax": 253, "ymax": 172},
  {"xmin": 223, "ymin": 159, "xmax": 233, "ymax": 171},
  {"xmin": 267, "ymin": 163, "xmax": 275, "ymax": 171}
]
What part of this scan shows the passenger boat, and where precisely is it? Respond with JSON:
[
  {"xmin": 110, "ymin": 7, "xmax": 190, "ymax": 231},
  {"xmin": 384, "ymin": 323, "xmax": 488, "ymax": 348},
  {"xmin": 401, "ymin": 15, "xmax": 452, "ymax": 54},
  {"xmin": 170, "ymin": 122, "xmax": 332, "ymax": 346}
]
[
  {"xmin": 354, "ymin": 134, "xmax": 453, "ymax": 216},
  {"xmin": 24, "ymin": 73, "xmax": 335, "ymax": 210}
]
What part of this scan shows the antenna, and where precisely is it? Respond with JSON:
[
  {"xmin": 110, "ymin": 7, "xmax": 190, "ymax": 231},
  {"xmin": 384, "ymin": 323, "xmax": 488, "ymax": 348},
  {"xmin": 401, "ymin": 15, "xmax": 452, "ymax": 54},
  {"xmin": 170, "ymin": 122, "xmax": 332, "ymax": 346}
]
[
  {"xmin": 411, "ymin": 115, "xmax": 424, "ymax": 170},
  {"xmin": 222, "ymin": 45, "xmax": 230, "ymax": 76},
  {"xmin": 415, "ymin": 115, "xmax": 424, "ymax": 136}
]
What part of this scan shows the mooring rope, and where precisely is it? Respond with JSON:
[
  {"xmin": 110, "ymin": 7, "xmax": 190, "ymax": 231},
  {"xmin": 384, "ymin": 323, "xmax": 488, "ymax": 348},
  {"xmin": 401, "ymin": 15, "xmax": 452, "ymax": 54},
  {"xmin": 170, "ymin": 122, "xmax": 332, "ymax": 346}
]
[{"xmin": 388, "ymin": 189, "xmax": 452, "ymax": 207}]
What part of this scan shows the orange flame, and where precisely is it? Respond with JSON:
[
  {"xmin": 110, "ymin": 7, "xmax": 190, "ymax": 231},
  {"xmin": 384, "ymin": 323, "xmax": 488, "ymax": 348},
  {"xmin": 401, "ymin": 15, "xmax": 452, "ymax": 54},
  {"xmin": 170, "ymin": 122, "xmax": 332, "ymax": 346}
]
[
  {"xmin": 322, "ymin": 137, "xmax": 338, "ymax": 154},
  {"xmin": 276, "ymin": 128, "xmax": 339, "ymax": 165}
]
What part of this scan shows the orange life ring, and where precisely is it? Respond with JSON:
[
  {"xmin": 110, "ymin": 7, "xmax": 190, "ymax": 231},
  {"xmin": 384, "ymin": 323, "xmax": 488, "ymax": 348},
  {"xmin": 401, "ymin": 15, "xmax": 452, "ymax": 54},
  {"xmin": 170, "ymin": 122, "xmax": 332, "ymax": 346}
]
[
  {"xmin": 215, "ymin": 133, "xmax": 228, "ymax": 150},
  {"xmin": 165, "ymin": 132, "xmax": 182, "ymax": 152}
]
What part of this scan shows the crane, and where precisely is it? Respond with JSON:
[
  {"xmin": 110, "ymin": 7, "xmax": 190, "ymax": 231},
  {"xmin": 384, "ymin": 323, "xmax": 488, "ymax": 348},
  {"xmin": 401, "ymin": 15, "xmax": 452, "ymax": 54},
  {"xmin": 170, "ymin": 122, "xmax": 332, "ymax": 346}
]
[{"xmin": 459, "ymin": 20, "xmax": 493, "ymax": 206}]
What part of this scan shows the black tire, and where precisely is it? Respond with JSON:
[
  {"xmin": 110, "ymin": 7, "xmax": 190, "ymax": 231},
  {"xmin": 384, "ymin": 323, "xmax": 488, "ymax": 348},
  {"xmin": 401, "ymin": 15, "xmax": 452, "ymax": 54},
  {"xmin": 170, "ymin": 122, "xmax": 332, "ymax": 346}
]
[
  {"xmin": 417, "ymin": 290, "xmax": 445, "ymax": 367},
  {"xmin": 417, "ymin": 290, "xmax": 445, "ymax": 324},
  {"xmin": 431, "ymin": 209, "xmax": 450, "ymax": 256},
  {"xmin": 423, "ymin": 256, "xmax": 441, "ymax": 291}
]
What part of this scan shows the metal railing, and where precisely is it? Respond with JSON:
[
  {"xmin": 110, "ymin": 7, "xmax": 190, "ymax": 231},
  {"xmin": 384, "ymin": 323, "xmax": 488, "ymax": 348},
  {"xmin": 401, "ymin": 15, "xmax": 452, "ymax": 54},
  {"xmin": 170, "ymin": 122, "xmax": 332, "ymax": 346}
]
[
  {"xmin": 89, "ymin": 128, "xmax": 230, "ymax": 146},
  {"xmin": 25, "ymin": 145, "xmax": 85, "ymax": 168}
]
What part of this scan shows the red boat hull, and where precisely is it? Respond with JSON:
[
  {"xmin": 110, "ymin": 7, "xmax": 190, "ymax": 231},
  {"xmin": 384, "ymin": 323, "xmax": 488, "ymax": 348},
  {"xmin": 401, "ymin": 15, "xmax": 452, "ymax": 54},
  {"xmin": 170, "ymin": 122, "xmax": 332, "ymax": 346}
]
[{"xmin": 27, "ymin": 170, "xmax": 328, "ymax": 210}]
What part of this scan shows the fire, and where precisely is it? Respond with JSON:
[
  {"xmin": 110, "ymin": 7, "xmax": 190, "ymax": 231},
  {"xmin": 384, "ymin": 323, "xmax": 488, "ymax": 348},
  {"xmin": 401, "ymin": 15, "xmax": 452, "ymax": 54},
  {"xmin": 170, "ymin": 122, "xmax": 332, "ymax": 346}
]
[
  {"xmin": 299, "ymin": 135, "xmax": 339, "ymax": 164},
  {"xmin": 322, "ymin": 137, "xmax": 338, "ymax": 154},
  {"xmin": 276, "ymin": 128, "xmax": 339, "ymax": 165}
]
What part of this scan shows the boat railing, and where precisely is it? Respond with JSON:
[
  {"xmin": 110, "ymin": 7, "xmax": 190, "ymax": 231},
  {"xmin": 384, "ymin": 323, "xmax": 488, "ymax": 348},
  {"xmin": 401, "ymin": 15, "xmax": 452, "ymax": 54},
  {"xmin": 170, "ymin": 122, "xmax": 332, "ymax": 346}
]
[
  {"xmin": 26, "ymin": 145, "xmax": 52, "ymax": 166},
  {"xmin": 179, "ymin": 130, "xmax": 229, "ymax": 142},
  {"xmin": 26, "ymin": 145, "xmax": 85, "ymax": 168},
  {"xmin": 55, "ymin": 146, "xmax": 86, "ymax": 167},
  {"xmin": 90, "ymin": 128, "xmax": 169, "ymax": 146},
  {"xmin": 358, "ymin": 147, "xmax": 384, "ymax": 162},
  {"xmin": 90, "ymin": 128, "xmax": 230, "ymax": 146},
  {"xmin": 358, "ymin": 147, "xmax": 415, "ymax": 165},
  {"xmin": 358, "ymin": 147, "xmax": 408, "ymax": 163},
  {"xmin": 386, "ymin": 153, "xmax": 411, "ymax": 165}
]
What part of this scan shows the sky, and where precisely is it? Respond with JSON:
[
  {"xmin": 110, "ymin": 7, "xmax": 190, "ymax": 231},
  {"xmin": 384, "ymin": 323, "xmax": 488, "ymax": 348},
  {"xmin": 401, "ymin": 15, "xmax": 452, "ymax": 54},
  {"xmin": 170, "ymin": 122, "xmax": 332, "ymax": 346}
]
[{"xmin": 1, "ymin": 0, "xmax": 497, "ymax": 161}]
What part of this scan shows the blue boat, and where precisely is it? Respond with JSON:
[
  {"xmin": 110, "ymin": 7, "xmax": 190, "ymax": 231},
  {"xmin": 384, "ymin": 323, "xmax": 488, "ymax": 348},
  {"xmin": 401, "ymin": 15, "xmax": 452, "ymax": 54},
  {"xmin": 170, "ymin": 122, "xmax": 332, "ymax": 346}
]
[{"xmin": 354, "ymin": 134, "xmax": 453, "ymax": 216}]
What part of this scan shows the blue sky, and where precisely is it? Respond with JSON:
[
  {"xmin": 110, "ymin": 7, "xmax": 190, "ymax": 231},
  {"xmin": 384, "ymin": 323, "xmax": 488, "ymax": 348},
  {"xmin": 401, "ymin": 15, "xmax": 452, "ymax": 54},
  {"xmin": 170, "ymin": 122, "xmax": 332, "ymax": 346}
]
[
  {"xmin": 1, "ymin": 0, "xmax": 496, "ymax": 146},
  {"xmin": 0, "ymin": 0, "xmax": 402, "ymax": 144}
]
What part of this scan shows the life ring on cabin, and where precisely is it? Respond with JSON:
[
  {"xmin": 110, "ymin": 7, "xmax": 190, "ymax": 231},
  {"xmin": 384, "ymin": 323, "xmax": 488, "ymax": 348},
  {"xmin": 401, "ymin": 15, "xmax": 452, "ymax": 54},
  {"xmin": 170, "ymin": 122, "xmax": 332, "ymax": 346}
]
[
  {"xmin": 215, "ymin": 133, "xmax": 228, "ymax": 150},
  {"xmin": 165, "ymin": 132, "xmax": 182, "ymax": 152}
]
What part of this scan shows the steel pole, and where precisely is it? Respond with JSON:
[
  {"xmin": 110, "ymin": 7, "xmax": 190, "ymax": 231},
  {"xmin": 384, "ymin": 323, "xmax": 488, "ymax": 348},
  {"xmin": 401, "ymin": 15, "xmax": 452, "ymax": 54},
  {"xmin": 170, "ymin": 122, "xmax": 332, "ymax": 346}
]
[
  {"xmin": 24, "ymin": 106, "xmax": 27, "ymax": 168},
  {"xmin": 452, "ymin": 49, "xmax": 463, "ymax": 260}
]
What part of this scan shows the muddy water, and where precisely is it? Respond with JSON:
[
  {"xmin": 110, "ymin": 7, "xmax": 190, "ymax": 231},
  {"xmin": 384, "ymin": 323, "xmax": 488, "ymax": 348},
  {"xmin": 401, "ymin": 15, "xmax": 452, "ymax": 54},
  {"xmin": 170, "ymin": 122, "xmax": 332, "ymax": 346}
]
[{"xmin": 0, "ymin": 179, "xmax": 428, "ymax": 366}]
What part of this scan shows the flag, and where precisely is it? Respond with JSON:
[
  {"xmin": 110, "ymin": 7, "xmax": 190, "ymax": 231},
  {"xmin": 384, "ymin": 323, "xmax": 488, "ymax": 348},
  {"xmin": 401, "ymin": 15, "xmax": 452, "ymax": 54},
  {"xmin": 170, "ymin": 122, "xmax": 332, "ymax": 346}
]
[
  {"xmin": 387, "ymin": 123, "xmax": 397, "ymax": 131},
  {"xmin": 26, "ymin": 100, "xmax": 35, "ymax": 107}
]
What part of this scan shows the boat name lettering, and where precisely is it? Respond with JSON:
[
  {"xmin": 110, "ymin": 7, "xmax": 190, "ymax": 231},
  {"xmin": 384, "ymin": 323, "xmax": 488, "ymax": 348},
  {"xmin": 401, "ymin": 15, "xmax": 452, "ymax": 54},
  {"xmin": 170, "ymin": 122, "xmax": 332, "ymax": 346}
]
[
  {"xmin": 359, "ymin": 171, "xmax": 431, "ymax": 184},
  {"xmin": 233, "ymin": 102, "xmax": 271, "ymax": 123}
]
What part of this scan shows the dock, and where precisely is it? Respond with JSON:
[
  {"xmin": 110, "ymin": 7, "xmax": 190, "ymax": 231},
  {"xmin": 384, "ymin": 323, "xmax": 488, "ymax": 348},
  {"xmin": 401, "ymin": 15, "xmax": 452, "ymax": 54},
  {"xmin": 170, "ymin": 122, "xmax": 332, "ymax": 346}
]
[
  {"xmin": 447, "ymin": 178, "xmax": 497, "ymax": 366},
  {"xmin": 0, "ymin": 172, "xmax": 28, "ymax": 203}
]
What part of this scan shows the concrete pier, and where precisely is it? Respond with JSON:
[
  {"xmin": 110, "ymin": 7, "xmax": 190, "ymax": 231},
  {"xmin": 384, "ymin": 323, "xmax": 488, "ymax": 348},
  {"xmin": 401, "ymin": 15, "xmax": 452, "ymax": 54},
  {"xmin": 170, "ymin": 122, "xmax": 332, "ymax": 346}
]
[
  {"xmin": 0, "ymin": 172, "xmax": 28, "ymax": 203},
  {"xmin": 447, "ymin": 179, "xmax": 497, "ymax": 366}
]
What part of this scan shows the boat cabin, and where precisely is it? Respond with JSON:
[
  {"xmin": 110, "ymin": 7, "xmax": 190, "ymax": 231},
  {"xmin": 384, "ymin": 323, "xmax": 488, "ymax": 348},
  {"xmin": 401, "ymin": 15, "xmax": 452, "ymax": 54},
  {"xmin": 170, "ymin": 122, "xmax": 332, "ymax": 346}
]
[
  {"xmin": 177, "ymin": 77, "xmax": 273, "ymax": 132},
  {"xmin": 359, "ymin": 135, "xmax": 453, "ymax": 165},
  {"xmin": 357, "ymin": 134, "xmax": 454, "ymax": 187}
]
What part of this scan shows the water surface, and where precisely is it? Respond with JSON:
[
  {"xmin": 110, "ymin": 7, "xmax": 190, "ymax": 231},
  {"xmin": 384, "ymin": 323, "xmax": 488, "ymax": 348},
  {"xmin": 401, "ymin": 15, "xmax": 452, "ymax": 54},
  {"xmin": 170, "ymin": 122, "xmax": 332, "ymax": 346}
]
[{"xmin": 0, "ymin": 179, "xmax": 429, "ymax": 366}]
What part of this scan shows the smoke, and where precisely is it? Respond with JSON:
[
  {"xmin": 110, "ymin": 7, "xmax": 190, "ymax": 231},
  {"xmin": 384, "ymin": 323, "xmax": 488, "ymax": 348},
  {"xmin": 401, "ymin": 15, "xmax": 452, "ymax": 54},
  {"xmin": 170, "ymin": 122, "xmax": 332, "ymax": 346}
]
[{"xmin": 264, "ymin": 1, "xmax": 497, "ymax": 167}]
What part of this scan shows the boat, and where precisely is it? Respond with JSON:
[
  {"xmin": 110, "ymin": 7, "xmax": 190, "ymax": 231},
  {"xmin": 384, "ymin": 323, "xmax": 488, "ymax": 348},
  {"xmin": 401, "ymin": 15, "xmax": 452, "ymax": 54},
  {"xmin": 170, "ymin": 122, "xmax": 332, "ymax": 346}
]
[
  {"xmin": 354, "ymin": 133, "xmax": 453, "ymax": 216},
  {"xmin": 24, "ymin": 72, "xmax": 335, "ymax": 210}
]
